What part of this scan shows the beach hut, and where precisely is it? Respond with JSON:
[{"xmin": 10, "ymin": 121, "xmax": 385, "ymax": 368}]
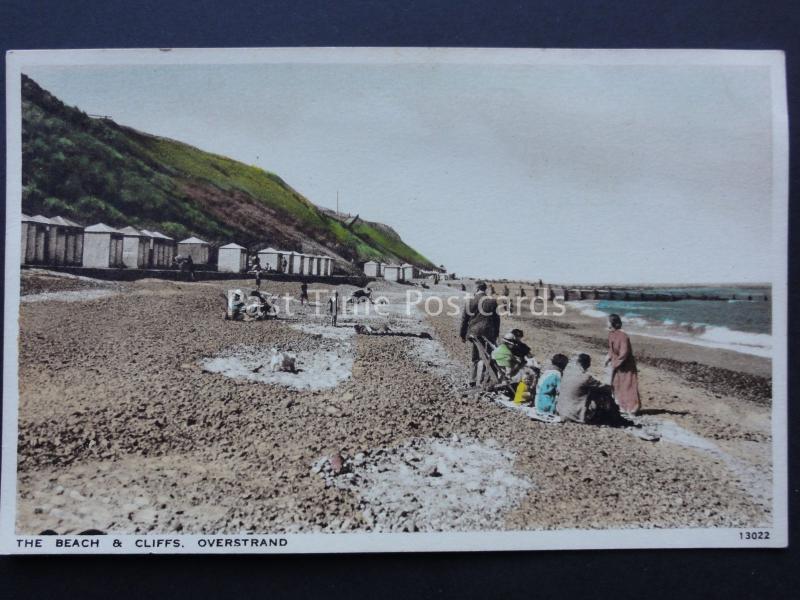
[
  {"xmin": 48, "ymin": 216, "xmax": 84, "ymax": 266},
  {"xmin": 383, "ymin": 264, "xmax": 402, "ymax": 282},
  {"xmin": 307, "ymin": 255, "xmax": 318, "ymax": 276},
  {"xmin": 20, "ymin": 214, "xmax": 54, "ymax": 265},
  {"xmin": 217, "ymin": 243, "xmax": 247, "ymax": 273},
  {"xmin": 258, "ymin": 247, "xmax": 285, "ymax": 273},
  {"xmin": 141, "ymin": 229, "xmax": 175, "ymax": 268},
  {"xmin": 363, "ymin": 260, "xmax": 380, "ymax": 277},
  {"xmin": 401, "ymin": 263, "xmax": 416, "ymax": 281},
  {"xmin": 83, "ymin": 223, "xmax": 124, "ymax": 268},
  {"xmin": 327, "ymin": 257, "xmax": 335, "ymax": 276},
  {"xmin": 177, "ymin": 236, "xmax": 210, "ymax": 265},
  {"xmin": 314, "ymin": 256, "xmax": 323, "ymax": 276},
  {"xmin": 302, "ymin": 254, "xmax": 314, "ymax": 275},
  {"xmin": 290, "ymin": 252, "xmax": 305, "ymax": 275},
  {"xmin": 119, "ymin": 226, "xmax": 150, "ymax": 269}
]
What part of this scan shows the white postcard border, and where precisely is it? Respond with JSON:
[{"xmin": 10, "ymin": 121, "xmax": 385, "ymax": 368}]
[{"xmin": 2, "ymin": 47, "xmax": 789, "ymax": 554}]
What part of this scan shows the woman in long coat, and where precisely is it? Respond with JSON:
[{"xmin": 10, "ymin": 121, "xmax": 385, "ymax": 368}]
[{"xmin": 605, "ymin": 314, "xmax": 641, "ymax": 415}]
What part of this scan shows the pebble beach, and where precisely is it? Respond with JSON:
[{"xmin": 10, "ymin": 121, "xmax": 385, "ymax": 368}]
[{"xmin": 14, "ymin": 270, "xmax": 773, "ymax": 534}]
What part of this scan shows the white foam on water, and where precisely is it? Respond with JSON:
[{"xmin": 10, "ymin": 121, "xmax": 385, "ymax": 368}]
[
  {"xmin": 200, "ymin": 345, "xmax": 353, "ymax": 390},
  {"xmin": 567, "ymin": 301, "xmax": 771, "ymax": 358},
  {"xmin": 21, "ymin": 289, "xmax": 119, "ymax": 303}
]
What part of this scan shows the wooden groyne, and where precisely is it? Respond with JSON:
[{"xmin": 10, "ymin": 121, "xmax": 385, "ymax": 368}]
[{"xmin": 546, "ymin": 287, "xmax": 769, "ymax": 302}]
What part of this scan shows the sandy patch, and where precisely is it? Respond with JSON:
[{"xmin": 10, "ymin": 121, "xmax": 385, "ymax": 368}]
[
  {"xmin": 313, "ymin": 436, "xmax": 532, "ymax": 532},
  {"xmin": 21, "ymin": 289, "xmax": 119, "ymax": 303},
  {"xmin": 289, "ymin": 322, "xmax": 356, "ymax": 341},
  {"xmin": 200, "ymin": 344, "xmax": 353, "ymax": 390}
]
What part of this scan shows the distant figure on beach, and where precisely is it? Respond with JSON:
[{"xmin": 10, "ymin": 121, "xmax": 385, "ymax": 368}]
[
  {"xmin": 519, "ymin": 287, "xmax": 526, "ymax": 297},
  {"xmin": 461, "ymin": 283, "xmax": 467, "ymax": 292},
  {"xmin": 605, "ymin": 314, "xmax": 641, "ymax": 416},
  {"xmin": 557, "ymin": 353, "xmax": 622, "ymax": 425},
  {"xmin": 300, "ymin": 282, "xmax": 309, "ymax": 305},
  {"xmin": 281, "ymin": 257, "xmax": 288, "ymax": 273},
  {"xmin": 173, "ymin": 254, "xmax": 195, "ymax": 281},
  {"xmin": 349, "ymin": 288, "xmax": 374, "ymax": 304},
  {"xmin": 502, "ymin": 285, "xmax": 509, "ymax": 297},
  {"xmin": 535, "ymin": 353, "xmax": 568, "ymax": 414},
  {"xmin": 251, "ymin": 255, "xmax": 262, "ymax": 289},
  {"xmin": 328, "ymin": 290, "xmax": 340, "ymax": 326},
  {"xmin": 489, "ymin": 284, "xmax": 496, "ymax": 296},
  {"xmin": 459, "ymin": 281, "xmax": 500, "ymax": 387}
]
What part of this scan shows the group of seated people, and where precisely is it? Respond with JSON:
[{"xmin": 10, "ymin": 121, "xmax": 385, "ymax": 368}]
[{"xmin": 490, "ymin": 330, "xmax": 625, "ymax": 426}]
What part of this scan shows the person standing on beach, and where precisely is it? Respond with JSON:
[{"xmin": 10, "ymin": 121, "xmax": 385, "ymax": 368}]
[
  {"xmin": 328, "ymin": 290, "xmax": 340, "ymax": 326},
  {"xmin": 605, "ymin": 314, "xmax": 641, "ymax": 416},
  {"xmin": 300, "ymin": 282, "xmax": 309, "ymax": 305},
  {"xmin": 251, "ymin": 255, "xmax": 263, "ymax": 290},
  {"xmin": 459, "ymin": 281, "xmax": 500, "ymax": 387}
]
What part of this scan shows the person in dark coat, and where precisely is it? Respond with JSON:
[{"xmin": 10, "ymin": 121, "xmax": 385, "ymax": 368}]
[
  {"xmin": 459, "ymin": 281, "xmax": 500, "ymax": 386},
  {"xmin": 300, "ymin": 282, "xmax": 309, "ymax": 305},
  {"xmin": 328, "ymin": 290, "xmax": 340, "ymax": 326},
  {"xmin": 251, "ymin": 255, "xmax": 263, "ymax": 290}
]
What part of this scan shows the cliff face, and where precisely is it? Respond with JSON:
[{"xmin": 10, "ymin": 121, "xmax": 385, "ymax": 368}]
[{"xmin": 21, "ymin": 74, "xmax": 435, "ymax": 271}]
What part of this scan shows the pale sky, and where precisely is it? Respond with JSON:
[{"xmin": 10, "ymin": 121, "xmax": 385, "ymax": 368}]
[{"xmin": 24, "ymin": 62, "xmax": 774, "ymax": 284}]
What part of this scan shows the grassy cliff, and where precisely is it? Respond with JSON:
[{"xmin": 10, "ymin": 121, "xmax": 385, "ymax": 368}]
[{"xmin": 20, "ymin": 74, "xmax": 434, "ymax": 270}]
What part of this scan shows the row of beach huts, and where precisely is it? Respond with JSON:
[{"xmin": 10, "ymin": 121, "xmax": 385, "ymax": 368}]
[
  {"xmin": 19, "ymin": 214, "xmax": 335, "ymax": 276},
  {"xmin": 362, "ymin": 260, "xmax": 442, "ymax": 282}
]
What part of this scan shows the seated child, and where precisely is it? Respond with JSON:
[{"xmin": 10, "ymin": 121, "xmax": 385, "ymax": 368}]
[{"xmin": 534, "ymin": 353, "xmax": 569, "ymax": 414}]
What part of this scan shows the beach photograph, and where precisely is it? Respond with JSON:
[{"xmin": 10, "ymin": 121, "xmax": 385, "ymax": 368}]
[{"xmin": 2, "ymin": 49, "xmax": 787, "ymax": 550}]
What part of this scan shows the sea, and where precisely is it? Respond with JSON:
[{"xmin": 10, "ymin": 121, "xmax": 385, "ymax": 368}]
[{"xmin": 569, "ymin": 286, "xmax": 772, "ymax": 358}]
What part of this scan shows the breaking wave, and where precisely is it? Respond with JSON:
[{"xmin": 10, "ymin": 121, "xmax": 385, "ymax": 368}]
[{"xmin": 570, "ymin": 301, "xmax": 771, "ymax": 358}]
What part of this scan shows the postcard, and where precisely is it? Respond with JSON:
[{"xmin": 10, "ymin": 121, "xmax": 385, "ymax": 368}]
[{"xmin": 2, "ymin": 48, "xmax": 788, "ymax": 553}]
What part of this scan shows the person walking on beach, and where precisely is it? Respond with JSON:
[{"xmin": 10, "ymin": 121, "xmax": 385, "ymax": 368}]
[
  {"xmin": 605, "ymin": 313, "xmax": 641, "ymax": 416},
  {"xmin": 328, "ymin": 290, "xmax": 340, "ymax": 327},
  {"xmin": 300, "ymin": 282, "xmax": 309, "ymax": 305},
  {"xmin": 459, "ymin": 281, "xmax": 500, "ymax": 387}
]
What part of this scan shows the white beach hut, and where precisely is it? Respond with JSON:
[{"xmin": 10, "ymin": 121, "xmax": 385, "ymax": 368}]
[
  {"xmin": 48, "ymin": 216, "xmax": 84, "ymax": 266},
  {"xmin": 303, "ymin": 254, "xmax": 314, "ymax": 275},
  {"xmin": 141, "ymin": 229, "xmax": 175, "ymax": 268},
  {"xmin": 290, "ymin": 252, "xmax": 305, "ymax": 275},
  {"xmin": 20, "ymin": 213, "xmax": 31, "ymax": 265},
  {"xmin": 217, "ymin": 242, "xmax": 247, "ymax": 273},
  {"xmin": 383, "ymin": 264, "xmax": 402, "ymax": 282},
  {"xmin": 20, "ymin": 214, "xmax": 54, "ymax": 265},
  {"xmin": 363, "ymin": 260, "xmax": 380, "ymax": 277},
  {"xmin": 83, "ymin": 223, "xmax": 124, "ymax": 268},
  {"xmin": 401, "ymin": 263, "xmax": 416, "ymax": 281},
  {"xmin": 258, "ymin": 247, "xmax": 285, "ymax": 272},
  {"xmin": 119, "ymin": 226, "xmax": 150, "ymax": 269},
  {"xmin": 177, "ymin": 236, "xmax": 210, "ymax": 265},
  {"xmin": 314, "ymin": 256, "xmax": 323, "ymax": 276}
]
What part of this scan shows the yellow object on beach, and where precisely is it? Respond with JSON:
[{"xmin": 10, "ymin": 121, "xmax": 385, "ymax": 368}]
[{"xmin": 513, "ymin": 381, "xmax": 528, "ymax": 405}]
